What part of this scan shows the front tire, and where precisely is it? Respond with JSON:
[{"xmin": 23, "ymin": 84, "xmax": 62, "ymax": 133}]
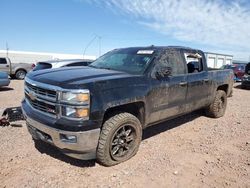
[
  {"xmin": 97, "ymin": 113, "xmax": 142, "ymax": 166},
  {"xmin": 205, "ymin": 90, "xmax": 227, "ymax": 118}
]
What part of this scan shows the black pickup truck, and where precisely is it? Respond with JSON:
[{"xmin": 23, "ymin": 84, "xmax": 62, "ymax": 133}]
[{"xmin": 22, "ymin": 46, "xmax": 234, "ymax": 166}]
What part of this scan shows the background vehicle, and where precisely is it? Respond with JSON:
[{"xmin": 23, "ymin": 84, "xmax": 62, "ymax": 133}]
[
  {"xmin": 32, "ymin": 59, "xmax": 94, "ymax": 71},
  {"xmin": 22, "ymin": 46, "xmax": 234, "ymax": 166},
  {"xmin": 0, "ymin": 71, "xmax": 10, "ymax": 87},
  {"xmin": 241, "ymin": 62, "xmax": 250, "ymax": 89},
  {"xmin": 0, "ymin": 57, "xmax": 33, "ymax": 79},
  {"xmin": 221, "ymin": 64, "xmax": 246, "ymax": 81}
]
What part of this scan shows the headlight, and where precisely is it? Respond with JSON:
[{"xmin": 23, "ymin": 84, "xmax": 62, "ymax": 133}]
[
  {"xmin": 60, "ymin": 90, "xmax": 90, "ymax": 120},
  {"xmin": 62, "ymin": 106, "xmax": 89, "ymax": 119},
  {"xmin": 61, "ymin": 90, "xmax": 89, "ymax": 104}
]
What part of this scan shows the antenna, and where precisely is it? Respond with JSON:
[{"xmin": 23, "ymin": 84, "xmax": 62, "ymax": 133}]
[
  {"xmin": 83, "ymin": 35, "xmax": 97, "ymax": 59},
  {"xmin": 6, "ymin": 42, "xmax": 9, "ymax": 58},
  {"xmin": 83, "ymin": 34, "xmax": 102, "ymax": 59}
]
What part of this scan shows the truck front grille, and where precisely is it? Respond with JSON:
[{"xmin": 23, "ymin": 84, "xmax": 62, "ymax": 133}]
[
  {"xmin": 24, "ymin": 81, "xmax": 57, "ymax": 116},
  {"xmin": 25, "ymin": 82, "xmax": 57, "ymax": 100}
]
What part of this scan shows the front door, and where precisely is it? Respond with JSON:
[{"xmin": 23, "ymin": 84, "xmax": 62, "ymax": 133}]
[{"xmin": 147, "ymin": 49, "xmax": 188, "ymax": 124}]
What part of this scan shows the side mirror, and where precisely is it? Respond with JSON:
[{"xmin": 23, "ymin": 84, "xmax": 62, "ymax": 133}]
[{"xmin": 155, "ymin": 66, "xmax": 172, "ymax": 79}]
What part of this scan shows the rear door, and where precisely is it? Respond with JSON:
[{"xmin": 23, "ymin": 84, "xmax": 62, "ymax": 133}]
[
  {"xmin": 148, "ymin": 49, "xmax": 188, "ymax": 124},
  {"xmin": 184, "ymin": 50, "xmax": 211, "ymax": 111},
  {"xmin": 0, "ymin": 58, "xmax": 10, "ymax": 74}
]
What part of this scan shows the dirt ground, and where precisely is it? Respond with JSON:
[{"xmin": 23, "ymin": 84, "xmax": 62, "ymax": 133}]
[{"xmin": 0, "ymin": 80, "xmax": 249, "ymax": 188}]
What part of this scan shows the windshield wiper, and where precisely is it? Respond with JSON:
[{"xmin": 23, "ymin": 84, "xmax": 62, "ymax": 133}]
[
  {"xmin": 89, "ymin": 65, "xmax": 113, "ymax": 70},
  {"xmin": 88, "ymin": 65, "xmax": 97, "ymax": 68}
]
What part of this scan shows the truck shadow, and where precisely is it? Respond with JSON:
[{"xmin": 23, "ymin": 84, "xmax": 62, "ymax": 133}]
[
  {"xmin": 234, "ymin": 84, "xmax": 250, "ymax": 90},
  {"xmin": 34, "ymin": 140, "xmax": 96, "ymax": 168},
  {"xmin": 34, "ymin": 110, "xmax": 203, "ymax": 167},
  {"xmin": 143, "ymin": 110, "xmax": 203, "ymax": 140},
  {"xmin": 0, "ymin": 87, "xmax": 13, "ymax": 92}
]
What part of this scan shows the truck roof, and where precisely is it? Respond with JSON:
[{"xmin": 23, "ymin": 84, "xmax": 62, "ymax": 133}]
[{"xmin": 114, "ymin": 46, "xmax": 201, "ymax": 52}]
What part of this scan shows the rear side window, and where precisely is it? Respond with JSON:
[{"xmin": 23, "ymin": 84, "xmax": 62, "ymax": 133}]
[
  {"xmin": 184, "ymin": 52, "xmax": 203, "ymax": 73},
  {"xmin": 156, "ymin": 49, "xmax": 186, "ymax": 75},
  {"xmin": 33, "ymin": 62, "xmax": 52, "ymax": 71},
  {"xmin": 0, "ymin": 58, "xmax": 7, "ymax": 64}
]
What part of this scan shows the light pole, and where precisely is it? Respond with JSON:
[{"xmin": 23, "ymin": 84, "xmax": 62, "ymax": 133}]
[{"xmin": 6, "ymin": 42, "xmax": 9, "ymax": 58}]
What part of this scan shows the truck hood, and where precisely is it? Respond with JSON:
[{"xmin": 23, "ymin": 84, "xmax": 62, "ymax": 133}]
[{"xmin": 26, "ymin": 67, "xmax": 137, "ymax": 88}]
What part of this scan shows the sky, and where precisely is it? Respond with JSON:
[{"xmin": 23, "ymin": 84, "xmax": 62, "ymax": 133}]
[{"xmin": 1, "ymin": 0, "xmax": 250, "ymax": 61}]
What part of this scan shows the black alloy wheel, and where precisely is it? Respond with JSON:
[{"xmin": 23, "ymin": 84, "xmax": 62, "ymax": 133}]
[{"xmin": 110, "ymin": 124, "xmax": 136, "ymax": 160}]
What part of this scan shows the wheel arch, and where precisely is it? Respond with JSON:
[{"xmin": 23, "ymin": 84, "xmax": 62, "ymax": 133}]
[
  {"xmin": 102, "ymin": 101, "xmax": 145, "ymax": 127},
  {"xmin": 15, "ymin": 68, "xmax": 27, "ymax": 75},
  {"xmin": 217, "ymin": 84, "xmax": 229, "ymax": 95}
]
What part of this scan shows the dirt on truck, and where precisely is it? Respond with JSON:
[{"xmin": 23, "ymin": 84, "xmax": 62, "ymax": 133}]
[{"xmin": 21, "ymin": 46, "xmax": 234, "ymax": 166}]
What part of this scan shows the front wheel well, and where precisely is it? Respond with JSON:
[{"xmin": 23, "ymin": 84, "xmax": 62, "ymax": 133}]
[{"xmin": 103, "ymin": 102, "xmax": 145, "ymax": 127}]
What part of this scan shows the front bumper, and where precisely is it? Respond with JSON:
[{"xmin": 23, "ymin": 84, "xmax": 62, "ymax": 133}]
[{"xmin": 23, "ymin": 108, "xmax": 100, "ymax": 160}]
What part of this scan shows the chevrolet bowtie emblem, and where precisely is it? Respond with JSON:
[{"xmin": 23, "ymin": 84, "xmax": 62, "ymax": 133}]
[{"xmin": 28, "ymin": 91, "xmax": 36, "ymax": 101}]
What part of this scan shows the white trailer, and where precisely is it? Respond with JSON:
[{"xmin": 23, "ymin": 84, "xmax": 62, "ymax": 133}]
[
  {"xmin": 205, "ymin": 52, "xmax": 233, "ymax": 68},
  {"xmin": 0, "ymin": 50, "xmax": 96, "ymax": 64}
]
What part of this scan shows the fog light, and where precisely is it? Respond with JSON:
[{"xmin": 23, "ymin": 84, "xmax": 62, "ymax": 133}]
[
  {"xmin": 76, "ymin": 108, "xmax": 89, "ymax": 118},
  {"xmin": 60, "ymin": 134, "xmax": 77, "ymax": 143}
]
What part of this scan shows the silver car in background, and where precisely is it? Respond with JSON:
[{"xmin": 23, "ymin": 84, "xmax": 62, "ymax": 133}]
[
  {"xmin": 33, "ymin": 59, "xmax": 94, "ymax": 71},
  {"xmin": 0, "ymin": 57, "xmax": 33, "ymax": 80}
]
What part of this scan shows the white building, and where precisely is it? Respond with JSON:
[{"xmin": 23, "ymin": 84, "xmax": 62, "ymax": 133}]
[
  {"xmin": 205, "ymin": 52, "xmax": 233, "ymax": 68},
  {"xmin": 0, "ymin": 50, "xmax": 96, "ymax": 64}
]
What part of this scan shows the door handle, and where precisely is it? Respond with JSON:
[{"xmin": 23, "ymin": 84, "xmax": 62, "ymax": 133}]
[
  {"xmin": 6, "ymin": 65, "xmax": 9, "ymax": 67},
  {"xmin": 203, "ymin": 78, "xmax": 209, "ymax": 82},
  {"xmin": 179, "ymin": 81, "xmax": 187, "ymax": 86}
]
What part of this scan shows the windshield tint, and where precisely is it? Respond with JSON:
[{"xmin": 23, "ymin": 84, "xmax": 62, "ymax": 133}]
[
  {"xmin": 90, "ymin": 48, "xmax": 155, "ymax": 74},
  {"xmin": 33, "ymin": 62, "xmax": 52, "ymax": 71}
]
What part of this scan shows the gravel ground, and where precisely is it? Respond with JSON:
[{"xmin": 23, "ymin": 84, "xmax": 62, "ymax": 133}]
[{"xmin": 0, "ymin": 80, "xmax": 249, "ymax": 188}]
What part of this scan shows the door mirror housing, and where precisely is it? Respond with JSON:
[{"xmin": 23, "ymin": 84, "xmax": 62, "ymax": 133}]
[{"xmin": 155, "ymin": 66, "xmax": 172, "ymax": 79}]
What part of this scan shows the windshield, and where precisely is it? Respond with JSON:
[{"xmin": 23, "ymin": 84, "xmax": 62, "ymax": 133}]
[{"xmin": 90, "ymin": 48, "xmax": 155, "ymax": 74}]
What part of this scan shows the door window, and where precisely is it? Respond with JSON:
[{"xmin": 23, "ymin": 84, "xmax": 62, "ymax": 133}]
[
  {"xmin": 155, "ymin": 49, "xmax": 186, "ymax": 76},
  {"xmin": 0, "ymin": 58, "xmax": 7, "ymax": 64}
]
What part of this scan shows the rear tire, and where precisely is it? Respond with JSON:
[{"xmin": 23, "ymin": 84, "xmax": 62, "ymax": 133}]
[
  {"xmin": 15, "ymin": 70, "xmax": 26, "ymax": 80},
  {"xmin": 205, "ymin": 90, "xmax": 227, "ymax": 118},
  {"xmin": 97, "ymin": 113, "xmax": 142, "ymax": 166},
  {"xmin": 241, "ymin": 85, "xmax": 246, "ymax": 89}
]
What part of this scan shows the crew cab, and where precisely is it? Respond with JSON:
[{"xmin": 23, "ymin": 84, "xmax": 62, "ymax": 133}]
[
  {"xmin": 22, "ymin": 46, "xmax": 234, "ymax": 166},
  {"xmin": 0, "ymin": 57, "xmax": 33, "ymax": 79}
]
